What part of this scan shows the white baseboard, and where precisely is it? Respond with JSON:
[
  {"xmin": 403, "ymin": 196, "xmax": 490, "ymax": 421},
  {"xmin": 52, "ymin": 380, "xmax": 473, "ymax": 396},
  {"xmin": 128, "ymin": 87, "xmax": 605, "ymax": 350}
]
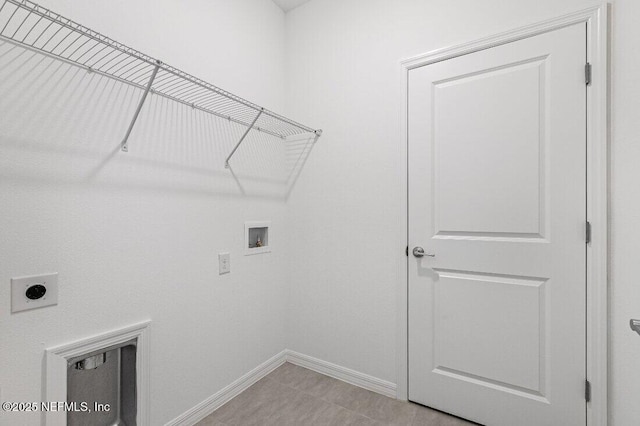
[
  {"xmin": 285, "ymin": 350, "xmax": 397, "ymax": 399},
  {"xmin": 165, "ymin": 350, "xmax": 287, "ymax": 426},
  {"xmin": 166, "ymin": 349, "xmax": 398, "ymax": 425}
]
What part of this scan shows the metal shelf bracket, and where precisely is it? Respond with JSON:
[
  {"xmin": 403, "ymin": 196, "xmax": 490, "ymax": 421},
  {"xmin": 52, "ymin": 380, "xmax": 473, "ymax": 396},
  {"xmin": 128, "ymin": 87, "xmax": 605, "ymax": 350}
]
[
  {"xmin": 121, "ymin": 60, "xmax": 161, "ymax": 152},
  {"xmin": 225, "ymin": 108, "xmax": 263, "ymax": 168}
]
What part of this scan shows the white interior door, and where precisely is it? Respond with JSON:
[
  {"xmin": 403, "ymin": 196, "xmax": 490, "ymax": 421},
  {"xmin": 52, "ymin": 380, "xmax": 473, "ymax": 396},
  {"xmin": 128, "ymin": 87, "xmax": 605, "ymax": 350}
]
[{"xmin": 408, "ymin": 24, "xmax": 587, "ymax": 426}]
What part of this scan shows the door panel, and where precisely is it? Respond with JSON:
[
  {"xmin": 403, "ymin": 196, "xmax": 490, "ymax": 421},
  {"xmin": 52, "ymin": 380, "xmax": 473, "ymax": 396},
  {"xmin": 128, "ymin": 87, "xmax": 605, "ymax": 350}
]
[
  {"xmin": 434, "ymin": 59, "xmax": 545, "ymax": 237},
  {"xmin": 433, "ymin": 270, "xmax": 545, "ymax": 394},
  {"xmin": 408, "ymin": 23, "xmax": 586, "ymax": 426}
]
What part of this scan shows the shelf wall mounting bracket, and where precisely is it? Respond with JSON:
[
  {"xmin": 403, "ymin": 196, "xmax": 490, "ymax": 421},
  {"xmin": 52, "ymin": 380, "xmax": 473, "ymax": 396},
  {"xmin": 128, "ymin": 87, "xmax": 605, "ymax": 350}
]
[
  {"xmin": 225, "ymin": 108, "xmax": 264, "ymax": 168},
  {"xmin": 120, "ymin": 60, "xmax": 161, "ymax": 152}
]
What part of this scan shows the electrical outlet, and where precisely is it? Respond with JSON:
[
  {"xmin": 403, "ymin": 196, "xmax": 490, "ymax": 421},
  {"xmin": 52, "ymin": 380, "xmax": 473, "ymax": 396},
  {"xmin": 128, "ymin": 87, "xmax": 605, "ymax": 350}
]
[
  {"xmin": 11, "ymin": 273, "xmax": 58, "ymax": 313},
  {"xmin": 218, "ymin": 253, "xmax": 230, "ymax": 275}
]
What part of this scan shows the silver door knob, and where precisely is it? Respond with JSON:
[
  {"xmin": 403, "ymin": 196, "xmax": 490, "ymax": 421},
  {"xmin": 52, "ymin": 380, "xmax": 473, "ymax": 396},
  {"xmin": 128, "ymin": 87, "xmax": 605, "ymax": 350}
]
[{"xmin": 413, "ymin": 247, "xmax": 435, "ymax": 258}]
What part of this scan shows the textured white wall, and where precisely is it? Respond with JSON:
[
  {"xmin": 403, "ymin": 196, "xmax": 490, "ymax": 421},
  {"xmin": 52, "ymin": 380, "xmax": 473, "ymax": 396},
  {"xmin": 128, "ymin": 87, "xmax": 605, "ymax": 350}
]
[
  {"xmin": 284, "ymin": 0, "xmax": 640, "ymax": 424},
  {"xmin": 0, "ymin": 0, "xmax": 289, "ymax": 425},
  {"xmin": 3, "ymin": 0, "xmax": 639, "ymax": 424}
]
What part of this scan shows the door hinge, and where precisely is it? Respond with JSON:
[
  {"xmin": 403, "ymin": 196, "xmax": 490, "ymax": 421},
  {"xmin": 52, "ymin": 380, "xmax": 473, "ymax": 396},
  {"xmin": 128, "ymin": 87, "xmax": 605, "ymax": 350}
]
[
  {"xmin": 586, "ymin": 221, "xmax": 592, "ymax": 244},
  {"xmin": 585, "ymin": 63, "xmax": 592, "ymax": 85},
  {"xmin": 406, "ymin": 246, "xmax": 409, "ymax": 257},
  {"xmin": 585, "ymin": 379, "xmax": 591, "ymax": 402}
]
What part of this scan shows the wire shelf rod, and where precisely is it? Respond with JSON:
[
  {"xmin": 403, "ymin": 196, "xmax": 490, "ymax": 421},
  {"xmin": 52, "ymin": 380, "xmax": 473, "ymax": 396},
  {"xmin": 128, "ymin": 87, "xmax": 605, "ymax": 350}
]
[
  {"xmin": 170, "ymin": 83, "xmax": 203, "ymax": 99},
  {"xmin": 7, "ymin": 0, "xmax": 158, "ymax": 66},
  {"xmin": 28, "ymin": 17, "xmax": 53, "ymax": 45},
  {"xmin": 25, "ymin": 2, "xmax": 317, "ymax": 136},
  {"xmin": 57, "ymin": 33, "xmax": 84, "ymax": 56},
  {"xmin": 8, "ymin": 6, "xmax": 29, "ymax": 37},
  {"xmin": 69, "ymin": 39, "xmax": 100, "ymax": 62},
  {"xmin": 19, "ymin": 12, "xmax": 42, "ymax": 41},
  {"xmin": 104, "ymin": 54, "xmax": 135, "ymax": 74},
  {"xmin": 0, "ymin": 0, "xmax": 321, "ymax": 160},
  {"xmin": 116, "ymin": 60, "xmax": 147, "ymax": 79}
]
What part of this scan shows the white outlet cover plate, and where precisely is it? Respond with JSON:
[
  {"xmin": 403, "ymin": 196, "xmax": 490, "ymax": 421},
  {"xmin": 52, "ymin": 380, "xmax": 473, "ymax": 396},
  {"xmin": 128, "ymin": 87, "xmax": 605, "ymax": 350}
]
[
  {"xmin": 218, "ymin": 252, "xmax": 230, "ymax": 274},
  {"xmin": 11, "ymin": 273, "xmax": 58, "ymax": 313}
]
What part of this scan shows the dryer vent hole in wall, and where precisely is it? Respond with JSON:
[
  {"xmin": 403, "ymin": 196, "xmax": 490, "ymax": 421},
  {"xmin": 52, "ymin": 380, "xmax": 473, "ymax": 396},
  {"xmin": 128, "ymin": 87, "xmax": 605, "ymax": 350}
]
[
  {"xmin": 74, "ymin": 353, "xmax": 106, "ymax": 370},
  {"xmin": 67, "ymin": 338, "xmax": 137, "ymax": 426}
]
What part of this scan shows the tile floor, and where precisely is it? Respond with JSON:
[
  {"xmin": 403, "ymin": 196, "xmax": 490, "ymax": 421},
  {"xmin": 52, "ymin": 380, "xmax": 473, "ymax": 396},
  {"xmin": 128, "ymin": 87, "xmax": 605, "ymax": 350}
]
[{"xmin": 196, "ymin": 362, "xmax": 477, "ymax": 426}]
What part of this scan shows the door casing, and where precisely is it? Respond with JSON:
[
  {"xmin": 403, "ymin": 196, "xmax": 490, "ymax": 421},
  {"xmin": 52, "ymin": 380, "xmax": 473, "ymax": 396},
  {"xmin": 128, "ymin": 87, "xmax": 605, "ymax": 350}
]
[{"xmin": 396, "ymin": 5, "xmax": 609, "ymax": 425}]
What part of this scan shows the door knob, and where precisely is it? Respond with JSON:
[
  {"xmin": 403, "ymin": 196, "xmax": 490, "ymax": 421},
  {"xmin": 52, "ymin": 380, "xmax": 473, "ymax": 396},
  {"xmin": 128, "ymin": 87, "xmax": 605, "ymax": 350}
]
[{"xmin": 413, "ymin": 247, "xmax": 435, "ymax": 258}]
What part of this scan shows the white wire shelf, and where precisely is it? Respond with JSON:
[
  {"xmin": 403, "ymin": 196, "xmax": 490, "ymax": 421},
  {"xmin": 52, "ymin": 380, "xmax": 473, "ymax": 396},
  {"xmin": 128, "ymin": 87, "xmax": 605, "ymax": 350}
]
[{"xmin": 0, "ymin": 0, "xmax": 321, "ymax": 166}]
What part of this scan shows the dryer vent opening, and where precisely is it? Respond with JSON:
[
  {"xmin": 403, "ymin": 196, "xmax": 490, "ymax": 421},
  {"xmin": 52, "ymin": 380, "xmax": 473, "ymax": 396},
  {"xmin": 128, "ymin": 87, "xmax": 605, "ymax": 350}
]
[{"xmin": 67, "ymin": 338, "xmax": 137, "ymax": 426}]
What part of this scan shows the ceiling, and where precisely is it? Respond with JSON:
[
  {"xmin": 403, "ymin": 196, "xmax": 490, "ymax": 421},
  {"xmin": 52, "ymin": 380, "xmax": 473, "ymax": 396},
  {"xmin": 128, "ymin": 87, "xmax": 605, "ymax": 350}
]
[{"xmin": 271, "ymin": 0, "xmax": 312, "ymax": 13}]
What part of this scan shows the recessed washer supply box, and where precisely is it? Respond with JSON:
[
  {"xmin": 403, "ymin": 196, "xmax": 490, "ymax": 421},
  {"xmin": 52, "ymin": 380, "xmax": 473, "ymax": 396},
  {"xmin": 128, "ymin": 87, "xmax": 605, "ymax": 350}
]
[{"xmin": 245, "ymin": 221, "xmax": 271, "ymax": 255}]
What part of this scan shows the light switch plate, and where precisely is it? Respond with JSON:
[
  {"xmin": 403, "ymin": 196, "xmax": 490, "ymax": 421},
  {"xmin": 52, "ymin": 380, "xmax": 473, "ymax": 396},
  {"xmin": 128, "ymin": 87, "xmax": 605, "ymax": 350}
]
[
  {"xmin": 218, "ymin": 253, "xmax": 230, "ymax": 274},
  {"xmin": 11, "ymin": 273, "xmax": 58, "ymax": 313}
]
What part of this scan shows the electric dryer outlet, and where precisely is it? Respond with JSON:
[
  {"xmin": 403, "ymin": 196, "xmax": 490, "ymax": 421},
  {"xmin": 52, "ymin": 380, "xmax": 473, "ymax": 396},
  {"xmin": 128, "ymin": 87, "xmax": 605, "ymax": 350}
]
[{"xmin": 11, "ymin": 273, "xmax": 58, "ymax": 313}]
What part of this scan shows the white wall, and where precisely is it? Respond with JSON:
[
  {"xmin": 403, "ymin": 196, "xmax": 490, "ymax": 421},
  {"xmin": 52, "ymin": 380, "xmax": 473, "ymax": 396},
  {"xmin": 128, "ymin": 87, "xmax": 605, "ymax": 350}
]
[
  {"xmin": 283, "ymin": 0, "xmax": 640, "ymax": 424},
  {"xmin": 3, "ymin": 0, "xmax": 639, "ymax": 424},
  {"xmin": 0, "ymin": 0, "xmax": 289, "ymax": 424}
]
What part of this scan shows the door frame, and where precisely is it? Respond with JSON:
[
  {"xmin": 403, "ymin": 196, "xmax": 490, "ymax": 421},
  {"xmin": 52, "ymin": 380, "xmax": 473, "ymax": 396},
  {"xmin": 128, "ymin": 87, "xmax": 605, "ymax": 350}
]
[{"xmin": 396, "ymin": 4, "xmax": 609, "ymax": 425}]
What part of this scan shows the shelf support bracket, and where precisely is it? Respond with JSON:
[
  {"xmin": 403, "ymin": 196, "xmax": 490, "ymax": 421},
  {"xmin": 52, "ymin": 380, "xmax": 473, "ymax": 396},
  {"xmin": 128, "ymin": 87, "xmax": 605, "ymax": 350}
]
[
  {"xmin": 225, "ymin": 108, "xmax": 264, "ymax": 168},
  {"xmin": 121, "ymin": 60, "xmax": 161, "ymax": 152}
]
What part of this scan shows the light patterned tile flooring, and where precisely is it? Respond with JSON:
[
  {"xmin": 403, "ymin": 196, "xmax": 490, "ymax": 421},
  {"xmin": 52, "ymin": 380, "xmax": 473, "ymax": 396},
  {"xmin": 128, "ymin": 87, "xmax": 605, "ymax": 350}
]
[{"xmin": 196, "ymin": 362, "xmax": 477, "ymax": 426}]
